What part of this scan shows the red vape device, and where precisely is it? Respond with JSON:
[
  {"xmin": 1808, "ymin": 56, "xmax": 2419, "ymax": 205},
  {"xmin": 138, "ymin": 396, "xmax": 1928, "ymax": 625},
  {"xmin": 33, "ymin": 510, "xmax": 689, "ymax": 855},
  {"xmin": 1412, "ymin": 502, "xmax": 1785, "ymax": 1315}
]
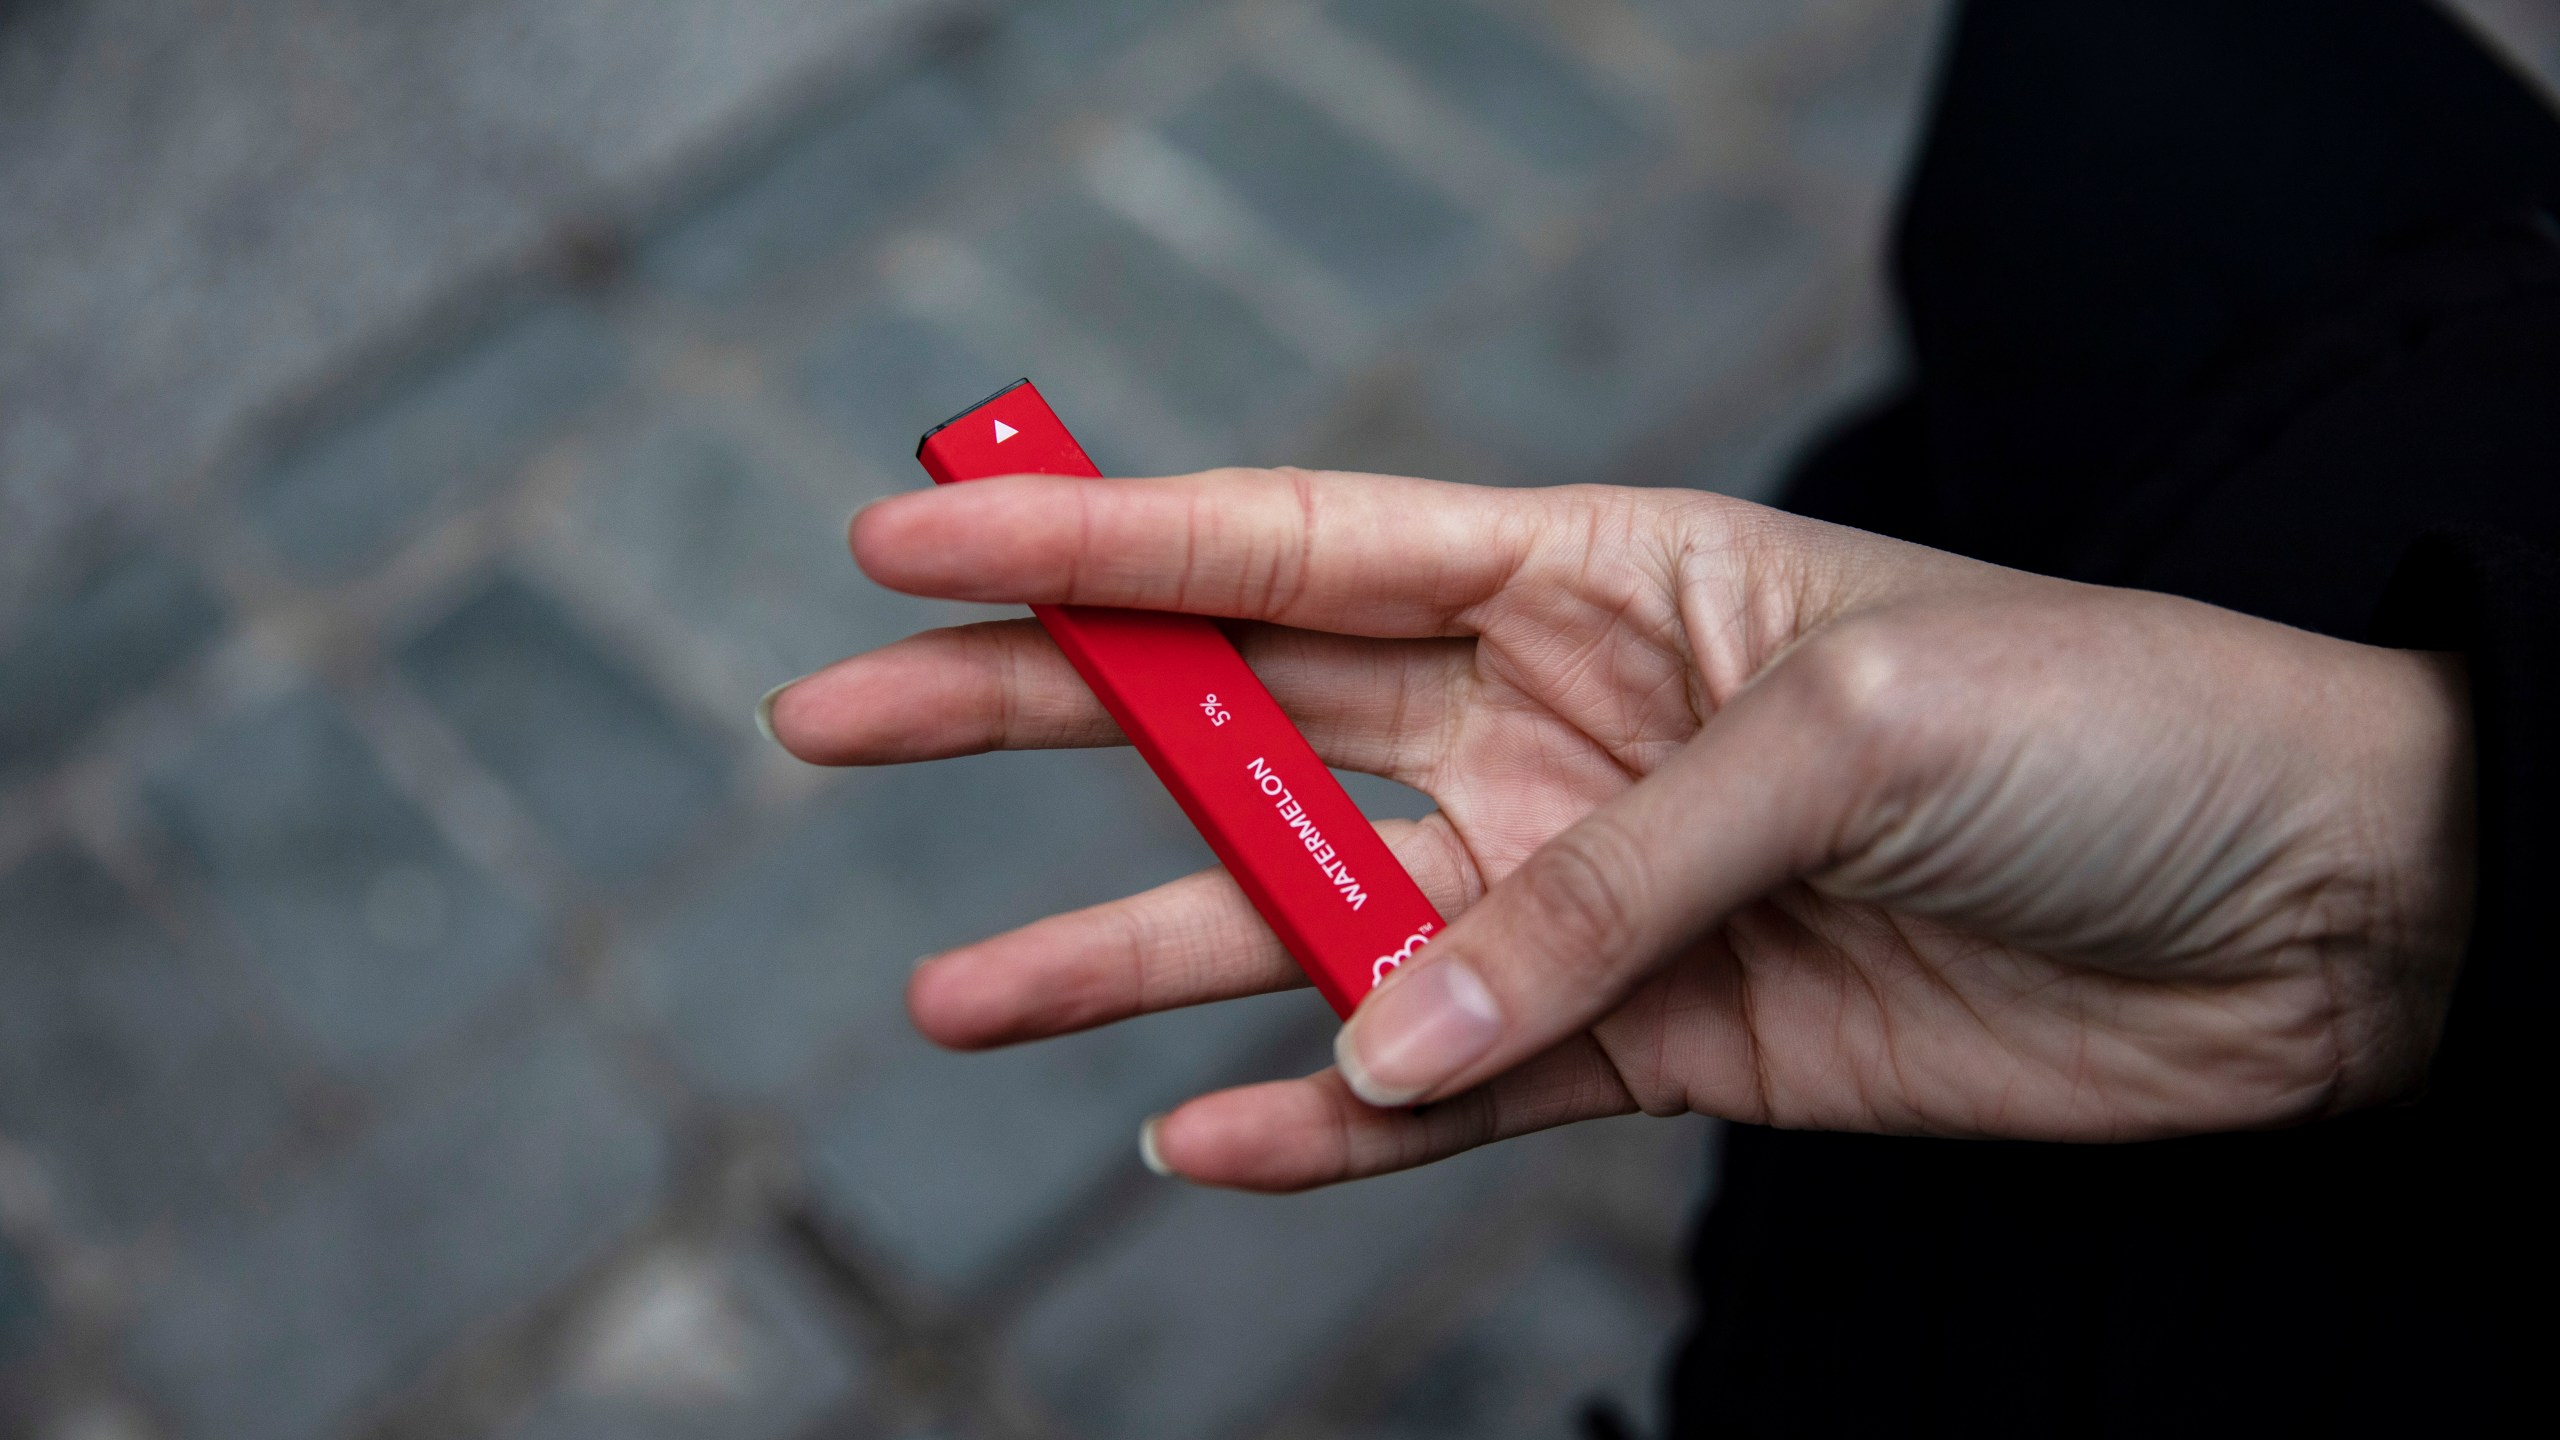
[{"xmin": 916, "ymin": 380, "xmax": 1444, "ymax": 1017}]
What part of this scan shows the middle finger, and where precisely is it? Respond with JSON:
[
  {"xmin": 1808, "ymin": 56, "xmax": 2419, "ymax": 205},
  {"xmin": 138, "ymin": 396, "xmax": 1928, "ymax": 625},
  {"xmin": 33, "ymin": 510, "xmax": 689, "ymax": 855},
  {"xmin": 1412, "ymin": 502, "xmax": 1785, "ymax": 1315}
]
[{"xmin": 768, "ymin": 617, "xmax": 1475, "ymax": 787}]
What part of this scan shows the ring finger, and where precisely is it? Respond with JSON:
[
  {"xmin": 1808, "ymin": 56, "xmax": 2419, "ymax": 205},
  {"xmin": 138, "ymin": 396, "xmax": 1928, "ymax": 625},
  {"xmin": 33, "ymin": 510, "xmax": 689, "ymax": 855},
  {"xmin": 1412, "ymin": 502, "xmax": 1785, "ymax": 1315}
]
[{"xmin": 908, "ymin": 812, "xmax": 1481, "ymax": 1048}]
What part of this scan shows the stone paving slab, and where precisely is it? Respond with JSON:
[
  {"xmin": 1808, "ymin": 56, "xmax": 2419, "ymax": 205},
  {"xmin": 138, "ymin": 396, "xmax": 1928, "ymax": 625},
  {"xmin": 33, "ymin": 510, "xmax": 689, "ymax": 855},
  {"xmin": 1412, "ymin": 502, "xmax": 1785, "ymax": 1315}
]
[
  {"xmin": 127, "ymin": 1018, "xmax": 664, "ymax": 1440},
  {"xmin": 848, "ymin": 236, "xmax": 1236, "ymax": 478},
  {"xmin": 1006, "ymin": 1134, "xmax": 1519, "ymax": 1440},
  {"xmin": 556, "ymin": 406, "xmax": 970, "ymax": 704},
  {"xmin": 240, "ymin": 304, "xmax": 627, "ymax": 583},
  {"xmin": 799, "ymin": 989, "xmax": 1305, "ymax": 1297},
  {"xmin": 639, "ymin": 70, "xmax": 994, "ymax": 306},
  {"xmin": 1158, "ymin": 70, "xmax": 1485, "ymax": 320},
  {"xmin": 1435, "ymin": 185, "xmax": 1824, "ymax": 481},
  {"xmin": 978, "ymin": 186, "xmax": 1320, "ymax": 438},
  {"xmin": 0, "ymin": 849, "xmax": 292, "ymax": 1237},
  {"xmin": 496, "ymin": 1238, "xmax": 863, "ymax": 1440},
  {"xmin": 0, "ymin": 0, "xmax": 944, "ymax": 605},
  {"xmin": 1340, "ymin": 1239, "xmax": 1684, "ymax": 1440},
  {"xmin": 393, "ymin": 574, "xmax": 734, "ymax": 886},
  {"xmin": 144, "ymin": 687, "xmax": 548, "ymax": 1071},
  {"xmin": 627, "ymin": 746, "xmax": 1211, "ymax": 1100},
  {"xmin": 621, "ymin": 785, "xmax": 940, "ymax": 1103},
  {"xmin": 0, "ymin": 1233, "xmax": 37, "ymax": 1368},
  {"xmin": 797, "ymin": 305, "xmax": 1013, "ymax": 474},
  {"xmin": 0, "ymin": 549, "xmax": 224, "ymax": 779},
  {"xmin": 637, "ymin": 0, "xmax": 1207, "ymax": 324},
  {"xmin": 1330, "ymin": 0, "xmax": 1647, "ymax": 171}
]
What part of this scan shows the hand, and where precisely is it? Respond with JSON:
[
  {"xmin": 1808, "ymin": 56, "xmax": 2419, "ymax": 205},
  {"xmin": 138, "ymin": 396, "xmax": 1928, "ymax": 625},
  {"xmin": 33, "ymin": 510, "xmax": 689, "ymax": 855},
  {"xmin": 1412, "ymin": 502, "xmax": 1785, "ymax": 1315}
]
[{"xmin": 765, "ymin": 470, "xmax": 2475, "ymax": 1190}]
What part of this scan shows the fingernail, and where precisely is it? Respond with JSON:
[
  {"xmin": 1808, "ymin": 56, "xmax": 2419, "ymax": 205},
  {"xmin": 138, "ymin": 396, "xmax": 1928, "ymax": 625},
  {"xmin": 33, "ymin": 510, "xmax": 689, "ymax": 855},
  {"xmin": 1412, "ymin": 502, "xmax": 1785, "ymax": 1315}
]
[
  {"xmin": 755, "ymin": 679, "xmax": 795, "ymax": 746},
  {"xmin": 1334, "ymin": 959, "xmax": 1503, "ymax": 1108},
  {"xmin": 1138, "ymin": 1114, "xmax": 1175, "ymax": 1178}
]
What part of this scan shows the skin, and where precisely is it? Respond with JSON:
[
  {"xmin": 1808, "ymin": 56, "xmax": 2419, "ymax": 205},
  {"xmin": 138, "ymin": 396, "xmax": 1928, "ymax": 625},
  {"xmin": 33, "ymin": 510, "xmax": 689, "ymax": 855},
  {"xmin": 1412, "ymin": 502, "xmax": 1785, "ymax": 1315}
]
[{"xmin": 764, "ymin": 469, "xmax": 2476, "ymax": 1193}]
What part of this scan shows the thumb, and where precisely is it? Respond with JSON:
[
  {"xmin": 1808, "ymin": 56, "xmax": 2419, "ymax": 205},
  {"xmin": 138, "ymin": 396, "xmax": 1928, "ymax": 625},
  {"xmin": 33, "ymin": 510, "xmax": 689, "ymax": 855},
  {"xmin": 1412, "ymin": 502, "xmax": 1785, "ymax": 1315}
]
[{"xmin": 1331, "ymin": 647, "xmax": 1868, "ymax": 1108}]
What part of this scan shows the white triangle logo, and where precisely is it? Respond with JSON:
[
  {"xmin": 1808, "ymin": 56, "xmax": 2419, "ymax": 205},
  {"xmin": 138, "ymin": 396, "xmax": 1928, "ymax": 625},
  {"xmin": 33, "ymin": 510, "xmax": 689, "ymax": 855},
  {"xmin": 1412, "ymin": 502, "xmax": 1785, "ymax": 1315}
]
[{"xmin": 992, "ymin": 419, "xmax": 1018, "ymax": 443}]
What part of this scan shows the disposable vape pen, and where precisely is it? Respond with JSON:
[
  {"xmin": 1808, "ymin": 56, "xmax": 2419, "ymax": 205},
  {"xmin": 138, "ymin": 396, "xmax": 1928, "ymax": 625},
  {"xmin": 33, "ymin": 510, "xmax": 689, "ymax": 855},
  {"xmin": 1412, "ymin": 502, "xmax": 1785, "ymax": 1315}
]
[{"xmin": 916, "ymin": 380, "xmax": 1444, "ymax": 1017}]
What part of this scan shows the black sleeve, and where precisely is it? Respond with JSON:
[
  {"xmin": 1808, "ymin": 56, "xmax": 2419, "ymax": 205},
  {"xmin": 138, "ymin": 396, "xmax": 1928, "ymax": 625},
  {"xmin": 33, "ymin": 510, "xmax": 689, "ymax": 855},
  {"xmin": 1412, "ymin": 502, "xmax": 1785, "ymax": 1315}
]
[{"xmin": 2375, "ymin": 528, "xmax": 2560, "ymax": 1124}]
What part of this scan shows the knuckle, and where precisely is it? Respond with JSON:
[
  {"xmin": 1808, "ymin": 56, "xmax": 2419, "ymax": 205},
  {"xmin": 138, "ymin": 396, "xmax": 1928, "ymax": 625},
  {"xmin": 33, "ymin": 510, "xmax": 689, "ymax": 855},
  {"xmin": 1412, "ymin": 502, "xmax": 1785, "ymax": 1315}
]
[
  {"xmin": 1434, "ymin": 1084, "xmax": 1506, "ymax": 1156},
  {"xmin": 1761, "ymin": 616, "xmax": 1980, "ymax": 876},
  {"xmin": 1273, "ymin": 467, "xmax": 1321, "ymax": 615},
  {"xmin": 1771, "ymin": 619, "xmax": 1924, "ymax": 769},
  {"xmin": 1189, "ymin": 467, "xmax": 1312, "ymax": 615}
]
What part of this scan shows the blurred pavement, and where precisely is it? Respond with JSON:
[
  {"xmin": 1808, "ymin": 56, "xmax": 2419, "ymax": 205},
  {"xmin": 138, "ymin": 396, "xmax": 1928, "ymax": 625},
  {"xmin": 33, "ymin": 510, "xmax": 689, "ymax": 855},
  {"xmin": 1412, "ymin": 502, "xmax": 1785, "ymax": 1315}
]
[{"xmin": 8, "ymin": 1, "xmax": 2554, "ymax": 1437}]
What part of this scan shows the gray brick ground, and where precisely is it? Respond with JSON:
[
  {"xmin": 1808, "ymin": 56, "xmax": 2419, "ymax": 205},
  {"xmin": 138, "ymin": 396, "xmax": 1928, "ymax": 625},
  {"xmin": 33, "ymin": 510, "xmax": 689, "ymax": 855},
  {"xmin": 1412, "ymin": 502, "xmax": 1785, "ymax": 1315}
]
[
  {"xmin": 240, "ymin": 304, "xmax": 624, "ymax": 580},
  {"xmin": 145, "ymin": 688, "xmax": 547, "ymax": 1070},
  {"xmin": 798, "ymin": 307, "xmax": 1024, "ymax": 470},
  {"xmin": 878, "ymin": 0, "xmax": 1205, "ymax": 128},
  {"xmin": 0, "ymin": 548, "xmax": 223, "ymax": 776},
  {"xmin": 1006, "ymin": 1139, "xmax": 1516, "ymax": 1440},
  {"xmin": 127, "ymin": 1018, "xmax": 664, "ymax": 1440},
  {"xmin": 395, "ymin": 575, "xmax": 733, "ymax": 884},
  {"xmin": 1344, "ymin": 1241, "xmax": 1683, "ymax": 1440},
  {"xmin": 640, "ymin": 0, "xmax": 1253, "ymax": 311},
  {"xmin": 1158, "ymin": 71, "xmax": 1482, "ymax": 315},
  {"xmin": 1331, "ymin": 0, "xmax": 1646, "ymax": 170},
  {"xmin": 562, "ymin": 413, "xmax": 963, "ymax": 697},
  {"xmin": 0, "ymin": 849, "xmax": 291, "ymax": 1234},
  {"xmin": 799, "ymin": 285, "xmax": 1196, "ymax": 480},
  {"xmin": 621, "ymin": 792, "xmax": 928, "ymax": 1102},
  {"xmin": 1434, "ymin": 186, "xmax": 1823, "ymax": 480},
  {"xmin": 639, "ymin": 71, "xmax": 990, "ymax": 303},
  {"xmin": 979, "ymin": 187, "xmax": 1317, "ymax": 434},
  {"xmin": 0, "ymin": 0, "xmax": 942, "ymax": 600},
  {"xmin": 629, "ymin": 747, "xmax": 1212, "ymax": 1099},
  {"xmin": 633, "ymin": 741, "xmax": 1302, "ymax": 1294},
  {"xmin": 799, "ymin": 990, "xmax": 1302, "ymax": 1295},
  {"xmin": 496, "ymin": 1239, "xmax": 863, "ymax": 1440},
  {"xmin": 0, "ymin": 1232, "xmax": 40, "ymax": 1365}
]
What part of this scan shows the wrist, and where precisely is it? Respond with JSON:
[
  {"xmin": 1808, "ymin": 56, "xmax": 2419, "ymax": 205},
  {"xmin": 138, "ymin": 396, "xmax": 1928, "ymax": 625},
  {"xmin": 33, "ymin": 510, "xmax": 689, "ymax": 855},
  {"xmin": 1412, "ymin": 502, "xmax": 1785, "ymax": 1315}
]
[{"xmin": 2326, "ymin": 647, "xmax": 2476, "ymax": 1110}]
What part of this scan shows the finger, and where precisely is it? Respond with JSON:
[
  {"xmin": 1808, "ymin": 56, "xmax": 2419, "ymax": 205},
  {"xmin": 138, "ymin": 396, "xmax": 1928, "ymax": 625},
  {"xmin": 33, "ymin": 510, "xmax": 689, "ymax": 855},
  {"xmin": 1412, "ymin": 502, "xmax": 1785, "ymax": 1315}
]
[
  {"xmin": 909, "ymin": 815, "xmax": 1479, "ymax": 1049},
  {"xmin": 764, "ymin": 617, "xmax": 1473, "ymax": 781},
  {"xmin": 767, "ymin": 620, "xmax": 1116, "ymax": 763},
  {"xmin": 1142, "ymin": 1037, "xmax": 1638, "ymax": 1192},
  {"xmin": 849, "ymin": 468, "xmax": 1570, "ymax": 637},
  {"xmin": 1328, "ymin": 632, "xmax": 1869, "ymax": 1108}
]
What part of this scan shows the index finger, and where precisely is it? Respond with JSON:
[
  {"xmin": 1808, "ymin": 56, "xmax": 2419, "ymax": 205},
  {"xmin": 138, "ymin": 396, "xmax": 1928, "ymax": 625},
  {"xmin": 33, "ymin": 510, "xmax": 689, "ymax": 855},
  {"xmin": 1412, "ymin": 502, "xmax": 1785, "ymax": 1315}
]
[{"xmin": 848, "ymin": 467, "xmax": 1544, "ymax": 637}]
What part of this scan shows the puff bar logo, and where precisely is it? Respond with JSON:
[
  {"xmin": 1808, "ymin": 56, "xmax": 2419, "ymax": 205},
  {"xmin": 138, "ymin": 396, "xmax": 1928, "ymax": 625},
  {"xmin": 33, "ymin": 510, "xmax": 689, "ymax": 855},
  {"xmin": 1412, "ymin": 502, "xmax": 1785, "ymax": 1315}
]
[
  {"xmin": 916, "ymin": 379, "xmax": 1448, "ymax": 1018},
  {"xmin": 1373, "ymin": 926, "xmax": 1434, "ymax": 987}
]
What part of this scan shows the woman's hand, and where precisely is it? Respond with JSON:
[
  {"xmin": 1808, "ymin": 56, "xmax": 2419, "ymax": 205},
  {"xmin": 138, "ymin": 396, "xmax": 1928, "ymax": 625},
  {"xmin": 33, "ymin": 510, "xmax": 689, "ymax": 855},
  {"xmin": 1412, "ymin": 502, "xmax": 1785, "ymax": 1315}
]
[{"xmin": 764, "ymin": 470, "xmax": 2475, "ymax": 1190}]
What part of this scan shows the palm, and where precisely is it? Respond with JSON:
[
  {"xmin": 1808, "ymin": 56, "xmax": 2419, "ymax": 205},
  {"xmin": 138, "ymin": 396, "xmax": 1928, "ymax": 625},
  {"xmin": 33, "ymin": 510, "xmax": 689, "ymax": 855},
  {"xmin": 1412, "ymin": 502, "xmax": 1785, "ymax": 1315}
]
[
  {"xmin": 1421, "ymin": 539, "xmax": 2360, "ymax": 1142},
  {"xmin": 1367, "ymin": 548, "xmax": 2167, "ymax": 1141}
]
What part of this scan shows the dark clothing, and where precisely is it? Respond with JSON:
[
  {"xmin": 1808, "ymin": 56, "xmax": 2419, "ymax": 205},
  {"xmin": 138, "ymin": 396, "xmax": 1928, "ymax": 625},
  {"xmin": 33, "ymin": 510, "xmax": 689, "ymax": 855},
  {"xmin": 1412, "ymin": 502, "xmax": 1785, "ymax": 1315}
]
[{"xmin": 1672, "ymin": 2, "xmax": 2560, "ymax": 1432}]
